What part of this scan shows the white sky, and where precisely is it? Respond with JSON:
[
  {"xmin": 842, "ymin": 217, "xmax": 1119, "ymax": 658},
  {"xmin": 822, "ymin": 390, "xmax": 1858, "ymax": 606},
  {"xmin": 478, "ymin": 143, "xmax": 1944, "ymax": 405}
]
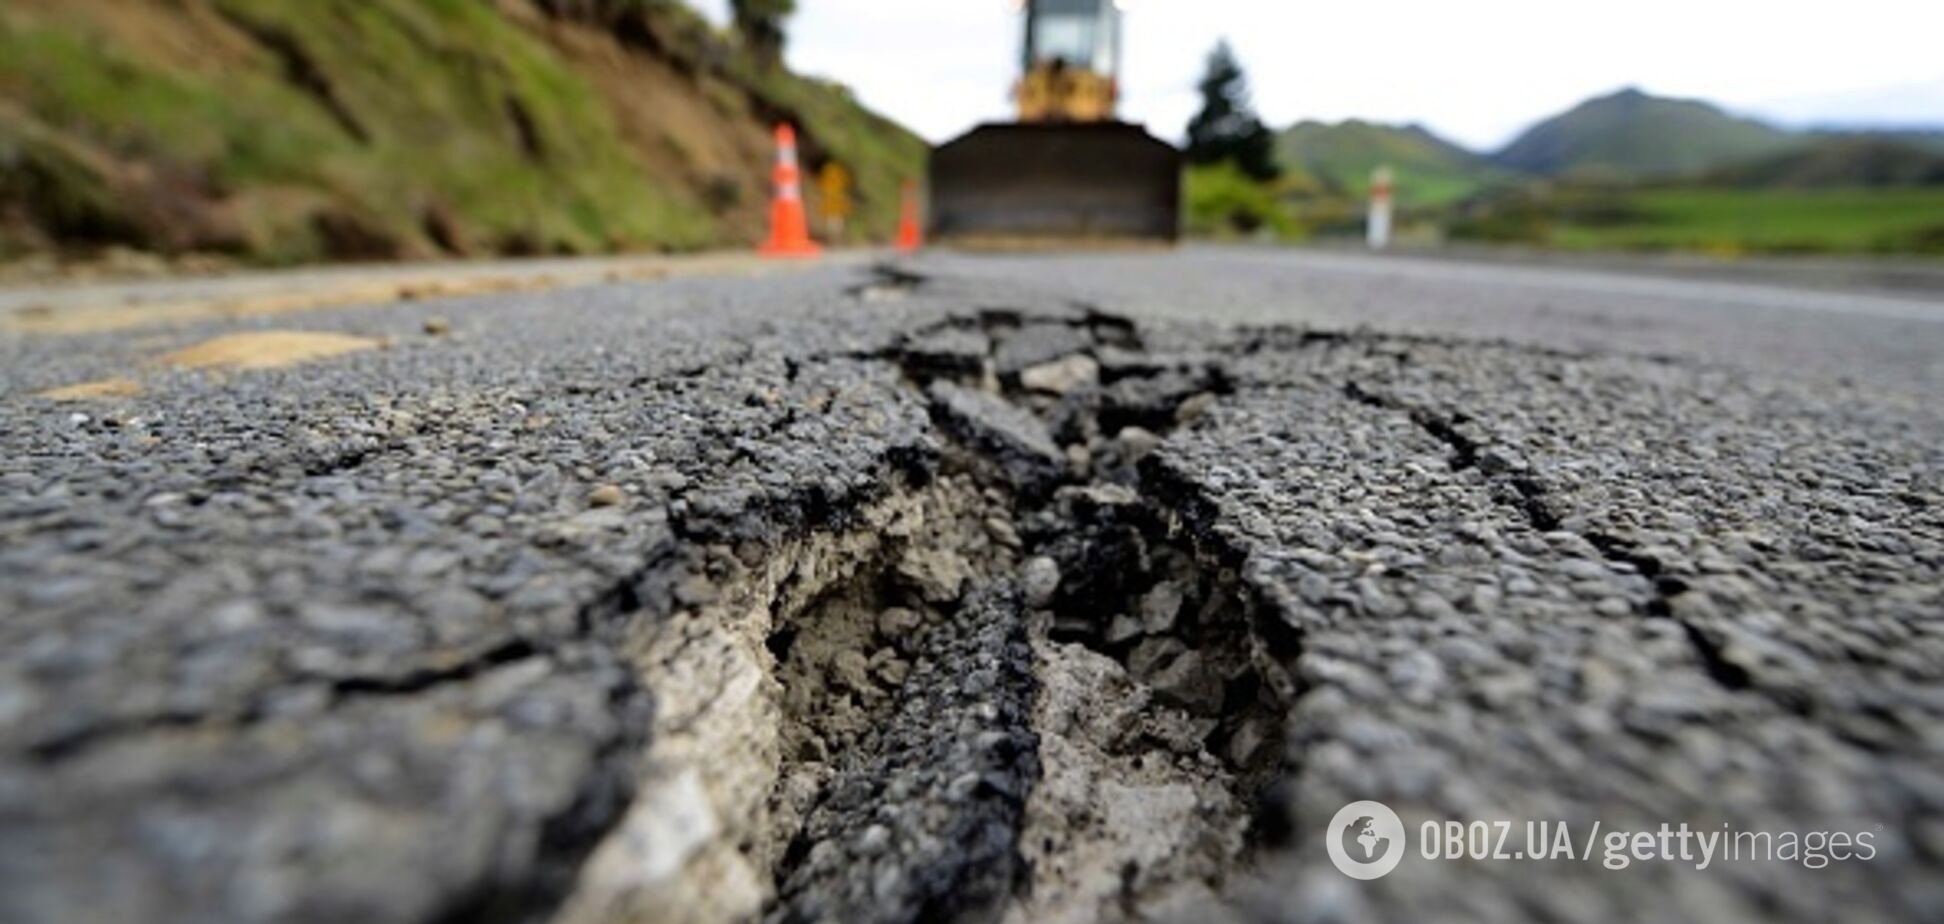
[{"xmin": 690, "ymin": 1, "xmax": 1944, "ymax": 149}]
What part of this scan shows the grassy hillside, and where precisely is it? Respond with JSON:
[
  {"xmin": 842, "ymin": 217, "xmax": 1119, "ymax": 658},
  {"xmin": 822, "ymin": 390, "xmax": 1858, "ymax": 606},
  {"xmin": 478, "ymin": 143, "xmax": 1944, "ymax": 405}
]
[
  {"xmin": 1808, "ymin": 128, "xmax": 1944, "ymax": 152},
  {"xmin": 0, "ymin": 0, "xmax": 925, "ymax": 265},
  {"xmin": 1704, "ymin": 137, "xmax": 1944, "ymax": 188},
  {"xmin": 1278, "ymin": 119, "xmax": 1507, "ymax": 206},
  {"xmin": 1493, "ymin": 88, "xmax": 1794, "ymax": 178}
]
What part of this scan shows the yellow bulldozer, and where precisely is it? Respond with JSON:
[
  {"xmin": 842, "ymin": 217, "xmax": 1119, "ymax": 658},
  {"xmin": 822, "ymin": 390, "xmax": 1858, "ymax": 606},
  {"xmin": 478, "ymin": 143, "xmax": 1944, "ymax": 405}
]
[{"xmin": 929, "ymin": 0, "xmax": 1182, "ymax": 247}]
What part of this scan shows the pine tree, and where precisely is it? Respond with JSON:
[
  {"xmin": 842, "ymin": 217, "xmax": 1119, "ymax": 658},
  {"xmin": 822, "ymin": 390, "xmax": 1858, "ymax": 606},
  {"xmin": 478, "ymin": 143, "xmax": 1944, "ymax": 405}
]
[{"xmin": 1185, "ymin": 41, "xmax": 1281, "ymax": 182}]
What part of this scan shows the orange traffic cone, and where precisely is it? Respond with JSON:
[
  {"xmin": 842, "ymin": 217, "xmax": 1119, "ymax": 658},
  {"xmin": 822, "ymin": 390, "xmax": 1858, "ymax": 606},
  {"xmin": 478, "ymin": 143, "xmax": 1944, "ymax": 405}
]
[
  {"xmin": 760, "ymin": 123, "xmax": 821, "ymax": 258},
  {"xmin": 896, "ymin": 181, "xmax": 923, "ymax": 253}
]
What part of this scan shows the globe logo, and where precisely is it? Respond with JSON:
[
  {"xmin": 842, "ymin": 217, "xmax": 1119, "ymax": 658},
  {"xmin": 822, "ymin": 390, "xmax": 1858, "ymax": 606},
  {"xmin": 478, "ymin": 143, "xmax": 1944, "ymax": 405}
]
[
  {"xmin": 1345, "ymin": 815, "xmax": 1388, "ymax": 861},
  {"xmin": 1326, "ymin": 800, "xmax": 1407, "ymax": 879}
]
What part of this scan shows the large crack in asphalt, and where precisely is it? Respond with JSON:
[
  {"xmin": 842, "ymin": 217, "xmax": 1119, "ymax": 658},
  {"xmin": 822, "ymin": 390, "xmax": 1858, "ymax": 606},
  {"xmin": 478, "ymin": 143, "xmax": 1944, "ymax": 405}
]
[
  {"xmin": 538, "ymin": 302, "xmax": 1305, "ymax": 924},
  {"xmin": 11, "ymin": 257, "xmax": 1939, "ymax": 924},
  {"xmin": 15, "ymin": 297, "xmax": 1800, "ymax": 923},
  {"xmin": 9, "ymin": 263, "xmax": 1936, "ymax": 924},
  {"xmin": 557, "ymin": 294, "xmax": 1727, "ymax": 924}
]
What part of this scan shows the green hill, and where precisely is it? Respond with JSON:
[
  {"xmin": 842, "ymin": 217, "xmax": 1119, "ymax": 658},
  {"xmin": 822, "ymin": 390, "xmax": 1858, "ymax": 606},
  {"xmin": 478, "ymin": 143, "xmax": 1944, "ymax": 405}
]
[
  {"xmin": 1706, "ymin": 136, "xmax": 1944, "ymax": 188},
  {"xmin": 1808, "ymin": 128, "xmax": 1944, "ymax": 152},
  {"xmin": 1277, "ymin": 119, "xmax": 1507, "ymax": 206},
  {"xmin": 1492, "ymin": 87, "xmax": 1794, "ymax": 178},
  {"xmin": 0, "ymin": 0, "xmax": 925, "ymax": 265}
]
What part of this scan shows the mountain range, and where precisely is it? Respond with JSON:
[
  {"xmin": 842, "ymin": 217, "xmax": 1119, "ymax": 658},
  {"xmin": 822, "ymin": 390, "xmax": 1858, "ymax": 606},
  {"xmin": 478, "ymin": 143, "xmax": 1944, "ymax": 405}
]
[{"xmin": 1279, "ymin": 87, "xmax": 1944, "ymax": 203}]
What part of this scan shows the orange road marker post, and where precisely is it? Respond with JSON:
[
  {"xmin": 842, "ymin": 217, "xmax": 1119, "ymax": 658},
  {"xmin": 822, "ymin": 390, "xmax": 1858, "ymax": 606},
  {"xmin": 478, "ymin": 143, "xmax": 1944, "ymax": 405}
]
[
  {"xmin": 761, "ymin": 123, "xmax": 822, "ymax": 259},
  {"xmin": 896, "ymin": 181, "xmax": 924, "ymax": 253}
]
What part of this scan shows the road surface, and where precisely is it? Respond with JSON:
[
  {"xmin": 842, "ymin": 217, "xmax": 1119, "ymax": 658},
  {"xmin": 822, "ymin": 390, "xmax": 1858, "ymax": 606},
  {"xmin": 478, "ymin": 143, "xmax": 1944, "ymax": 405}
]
[{"xmin": 2, "ymin": 248, "xmax": 1940, "ymax": 924}]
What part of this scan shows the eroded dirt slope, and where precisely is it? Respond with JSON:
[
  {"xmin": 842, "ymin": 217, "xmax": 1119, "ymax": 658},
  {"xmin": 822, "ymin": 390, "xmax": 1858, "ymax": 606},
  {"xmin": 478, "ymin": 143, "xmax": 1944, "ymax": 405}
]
[{"xmin": 0, "ymin": 0, "xmax": 924, "ymax": 266}]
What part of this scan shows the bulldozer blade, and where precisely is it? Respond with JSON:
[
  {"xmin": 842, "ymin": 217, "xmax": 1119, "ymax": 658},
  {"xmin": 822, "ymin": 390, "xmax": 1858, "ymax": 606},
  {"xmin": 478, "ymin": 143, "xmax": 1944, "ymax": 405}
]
[{"xmin": 929, "ymin": 122, "xmax": 1181, "ymax": 247}]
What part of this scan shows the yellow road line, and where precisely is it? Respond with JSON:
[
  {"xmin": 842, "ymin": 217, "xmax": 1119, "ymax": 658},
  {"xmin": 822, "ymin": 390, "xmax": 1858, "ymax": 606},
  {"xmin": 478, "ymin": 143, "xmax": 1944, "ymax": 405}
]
[{"xmin": 5, "ymin": 251, "xmax": 866, "ymax": 337}]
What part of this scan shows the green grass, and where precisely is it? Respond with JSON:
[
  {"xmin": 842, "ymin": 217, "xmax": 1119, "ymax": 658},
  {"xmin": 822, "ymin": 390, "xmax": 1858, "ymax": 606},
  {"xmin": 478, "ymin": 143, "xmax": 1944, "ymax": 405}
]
[
  {"xmin": 209, "ymin": 0, "xmax": 715, "ymax": 255},
  {"xmin": 0, "ymin": 0, "xmax": 717, "ymax": 260},
  {"xmin": 1548, "ymin": 187, "xmax": 1944, "ymax": 255},
  {"xmin": 1185, "ymin": 163, "xmax": 1304, "ymax": 240},
  {"xmin": 0, "ymin": 0, "xmax": 925, "ymax": 262}
]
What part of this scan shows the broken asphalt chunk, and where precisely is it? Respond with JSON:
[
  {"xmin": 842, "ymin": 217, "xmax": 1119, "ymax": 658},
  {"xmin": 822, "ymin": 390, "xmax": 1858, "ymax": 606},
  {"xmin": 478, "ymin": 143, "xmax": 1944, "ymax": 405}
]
[{"xmin": 927, "ymin": 381, "xmax": 1067, "ymax": 495}]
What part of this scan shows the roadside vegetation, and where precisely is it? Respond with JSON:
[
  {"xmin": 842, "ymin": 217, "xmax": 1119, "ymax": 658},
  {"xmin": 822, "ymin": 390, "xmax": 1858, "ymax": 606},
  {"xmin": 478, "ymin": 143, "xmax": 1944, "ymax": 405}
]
[
  {"xmin": 1183, "ymin": 163, "xmax": 1300, "ymax": 240},
  {"xmin": 1453, "ymin": 185, "xmax": 1944, "ymax": 256},
  {"xmin": 0, "ymin": 0, "xmax": 924, "ymax": 267},
  {"xmin": 1181, "ymin": 41, "xmax": 1301, "ymax": 241},
  {"xmin": 1189, "ymin": 59, "xmax": 1944, "ymax": 258}
]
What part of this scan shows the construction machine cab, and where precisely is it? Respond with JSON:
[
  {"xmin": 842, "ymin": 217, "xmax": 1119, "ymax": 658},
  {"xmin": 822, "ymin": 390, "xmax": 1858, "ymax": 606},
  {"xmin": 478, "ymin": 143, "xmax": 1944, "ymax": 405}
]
[
  {"xmin": 1026, "ymin": 0, "xmax": 1121, "ymax": 74},
  {"xmin": 1018, "ymin": 0, "xmax": 1121, "ymax": 122}
]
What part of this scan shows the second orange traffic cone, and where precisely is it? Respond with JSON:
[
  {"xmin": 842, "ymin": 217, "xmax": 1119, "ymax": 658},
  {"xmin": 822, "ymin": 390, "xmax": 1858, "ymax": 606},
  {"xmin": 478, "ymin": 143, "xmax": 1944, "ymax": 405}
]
[
  {"xmin": 896, "ymin": 182, "xmax": 923, "ymax": 253},
  {"xmin": 761, "ymin": 123, "xmax": 821, "ymax": 259}
]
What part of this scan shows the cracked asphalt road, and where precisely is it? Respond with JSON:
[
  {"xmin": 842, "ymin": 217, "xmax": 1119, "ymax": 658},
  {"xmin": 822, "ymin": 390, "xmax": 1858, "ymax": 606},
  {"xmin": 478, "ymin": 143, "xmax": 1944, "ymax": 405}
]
[{"xmin": 2, "ymin": 248, "xmax": 1940, "ymax": 923}]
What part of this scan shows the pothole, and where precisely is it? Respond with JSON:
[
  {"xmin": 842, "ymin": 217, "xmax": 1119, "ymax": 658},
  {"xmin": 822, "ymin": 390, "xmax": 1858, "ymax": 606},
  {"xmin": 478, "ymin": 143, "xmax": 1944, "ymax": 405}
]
[{"xmin": 556, "ymin": 307, "xmax": 1296, "ymax": 924}]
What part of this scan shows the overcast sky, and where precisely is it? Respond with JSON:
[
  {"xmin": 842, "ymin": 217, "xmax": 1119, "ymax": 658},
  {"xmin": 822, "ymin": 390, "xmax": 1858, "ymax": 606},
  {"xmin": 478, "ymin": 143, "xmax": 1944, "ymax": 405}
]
[{"xmin": 690, "ymin": 1, "xmax": 1944, "ymax": 150}]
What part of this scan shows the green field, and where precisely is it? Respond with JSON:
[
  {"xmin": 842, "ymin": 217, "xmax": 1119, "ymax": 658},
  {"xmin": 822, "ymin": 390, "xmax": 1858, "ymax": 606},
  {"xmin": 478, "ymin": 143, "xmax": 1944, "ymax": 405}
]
[{"xmin": 1548, "ymin": 188, "xmax": 1944, "ymax": 255}]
